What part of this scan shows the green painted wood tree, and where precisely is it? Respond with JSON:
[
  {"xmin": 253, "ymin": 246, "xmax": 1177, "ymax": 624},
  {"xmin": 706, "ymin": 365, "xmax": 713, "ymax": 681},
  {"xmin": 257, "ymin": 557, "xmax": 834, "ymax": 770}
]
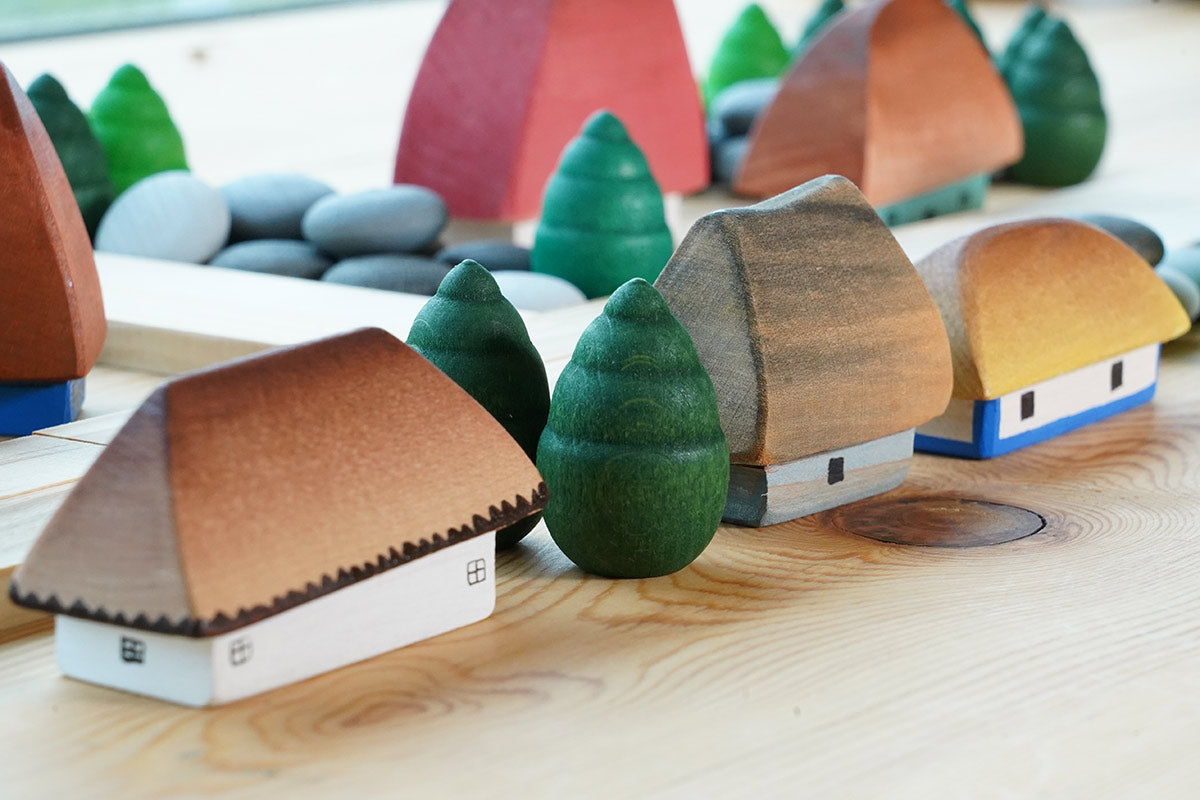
[
  {"xmin": 407, "ymin": 260, "xmax": 551, "ymax": 549},
  {"xmin": 532, "ymin": 111, "xmax": 675, "ymax": 299},
  {"xmin": 26, "ymin": 74, "xmax": 115, "ymax": 240},
  {"xmin": 996, "ymin": 4, "xmax": 1046, "ymax": 76},
  {"xmin": 537, "ymin": 278, "xmax": 728, "ymax": 578},
  {"xmin": 793, "ymin": 0, "xmax": 843, "ymax": 60},
  {"xmin": 947, "ymin": 0, "xmax": 987, "ymax": 50},
  {"xmin": 702, "ymin": 4, "xmax": 790, "ymax": 107},
  {"xmin": 1002, "ymin": 14, "xmax": 1106, "ymax": 186},
  {"xmin": 88, "ymin": 64, "xmax": 188, "ymax": 194}
]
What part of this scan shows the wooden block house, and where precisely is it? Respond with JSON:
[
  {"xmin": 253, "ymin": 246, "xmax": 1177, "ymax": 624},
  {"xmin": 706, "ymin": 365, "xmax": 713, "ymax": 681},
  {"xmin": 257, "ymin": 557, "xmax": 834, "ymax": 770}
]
[
  {"xmin": 913, "ymin": 219, "xmax": 1190, "ymax": 458},
  {"xmin": 9, "ymin": 328, "xmax": 547, "ymax": 706},
  {"xmin": 0, "ymin": 63, "xmax": 106, "ymax": 435},
  {"xmin": 733, "ymin": 0, "xmax": 1023, "ymax": 225},
  {"xmin": 655, "ymin": 175, "xmax": 952, "ymax": 527}
]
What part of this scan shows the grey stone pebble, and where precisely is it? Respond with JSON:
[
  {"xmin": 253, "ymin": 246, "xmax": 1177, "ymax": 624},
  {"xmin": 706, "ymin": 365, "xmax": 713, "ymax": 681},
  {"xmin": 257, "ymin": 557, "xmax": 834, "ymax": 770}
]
[
  {"xmin": 1156, "ymin": 264, "xmax": 1200, "ymax": 322},
  {"xmin": 1158, "ymin": 247, "xmax": 1200, "ymax": 288},
  {"xmin": 94, "ymin": 170, "xmax": 231, "ymax": 263},
  {"xmin": 436, "ymin": 240, "xmax": 531, "ymax": 271},
  {"xmin": 491, "ymin": 270, "xmax": 587, "ymax": 311},
  {"xmin": 712, "ymin": 136, "xmax": 749, "ymax": 185},
  {"xmin": 209, "ymin": 239, "xmax": 332, "ymax": 279},
  {"xmin": 221, "ymin": 173, "xmax": 334, "ymax": 241},
  {"xmin": 1075, "ymin": 214, "xmax": 1165, "ymax": 266},
  {"xmin": 708, "ymin": 78, "xmax": 778, "ymax": 139},
  {"xmin": 302, "ymin": 185, "xmax": 447, "ymax": 257},
  {"xmin": 321, "ymin": 254, "xmax": 451, "ymax": 295}
]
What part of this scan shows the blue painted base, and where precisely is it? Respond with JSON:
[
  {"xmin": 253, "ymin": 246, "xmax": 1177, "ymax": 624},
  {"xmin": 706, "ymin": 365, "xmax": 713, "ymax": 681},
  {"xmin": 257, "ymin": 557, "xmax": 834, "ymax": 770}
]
[
  {"xmin": 915, "ymin": 383, "xmax": 1157, "ymax": 459},
  {"xmin": 877, "ymin": 173, "xmax": 989, "ymax": 226},
  {"xmin": 0, "ymin": 379, "xmax": 85, "ymax": 436}
]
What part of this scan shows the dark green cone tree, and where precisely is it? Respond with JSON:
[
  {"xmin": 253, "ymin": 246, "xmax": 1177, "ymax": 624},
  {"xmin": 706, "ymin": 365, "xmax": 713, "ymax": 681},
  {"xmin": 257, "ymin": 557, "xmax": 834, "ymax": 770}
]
[
  {"xmin": 408, "ymin": 260, "xmax": 551, "ymax": 549},
  {"xmin": 532, "ymin": 111, "xmax": 674, "ymax": 300},
  {"xmin": 793, "ymin": 0, "xmax": 843, "ymax": 60},
  {"xmin": 703, "ymin": 3, "xmax": 790, "ymax": 106},
  {"xmin": 27, "ymin": 74, "xmax": 115, "ymax": 239},
  {"xmin": 1003, "ymin": 15, "xmax": 1106, "ymax": 186},
  {"xmin": 996, "ymin": 4, "xmax": 1046, "ymax": 76},
  {"xmin": 537, "ymin": 278, "xmax": 728, "ymax": 579},
  {"xmin": 88, "ymin": 64, "xmax": 188, "ymax": 194}
]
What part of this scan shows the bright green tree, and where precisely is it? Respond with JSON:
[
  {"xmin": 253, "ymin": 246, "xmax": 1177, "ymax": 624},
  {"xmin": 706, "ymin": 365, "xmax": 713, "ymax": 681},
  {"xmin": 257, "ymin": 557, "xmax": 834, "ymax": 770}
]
[
  {"xmin": 537, "ymin": 279, "xmax": 729, "ymax": 578},
  {"xmin": 88, "ymin": 64, "xmax": 188, "ymax": 194},
  {"xmin": 793, "ymin": 0, "xmax": 843, "ymax": 59},
  {"xmin": 407, "ymin": 260, "xmax": 551, "ymax": 549},
  {"xmin": 27, "ymin": 74, "xmax": 115, "ymax": 239},
  {"xmin": 703, "ymin": 4, "xmax": 790, "ymax": 106},
  {"xmin": 532, "ymin": 111, "xmax": 674, "ymax": 299}
]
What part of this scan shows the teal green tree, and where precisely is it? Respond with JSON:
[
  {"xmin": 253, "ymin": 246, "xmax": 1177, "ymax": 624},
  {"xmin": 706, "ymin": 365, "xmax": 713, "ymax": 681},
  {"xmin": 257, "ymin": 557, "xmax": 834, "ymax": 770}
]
[
  {"xmin": 537, "ymin": 279, "xmax": 729, "ymax": 578},
  {"xmin": 996, "ymin": 4, "xmax": 1046, "ymax": 76},
  {"xmin": 532, "ymin": 111, "xmax": 675, "ymax": 299},
  {"xmin": 27, "ymin": 74, "xmax": 116, "ymax": 239},
  {"xmin": 88, "ymin": 64, "xmax": 188, "ymax": 194},
  {"xmin": 407, "ymin": 260, "xmax": 551, "ymax": 549},
  {"xmin": 1003, "ymin": 15, "xmax": 1106, "ymax": 186},
  {"xmin": 947, "ymin": 0, "xmax": 987, "ymax": 50},
  {"xmin": 793, "ymin": 0, "xmax": 843, "ymax": 59},
  {"xmin": 703, "ymin": 4, "xmax": 790, "ymax": 106}
]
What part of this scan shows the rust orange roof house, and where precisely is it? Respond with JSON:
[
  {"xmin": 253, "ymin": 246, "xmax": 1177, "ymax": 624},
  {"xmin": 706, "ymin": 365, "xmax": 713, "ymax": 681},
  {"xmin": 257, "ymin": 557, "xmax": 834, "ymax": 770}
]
[{"xmin": 11, "ymin": 328, "xmax": 546, "ymax": 706}]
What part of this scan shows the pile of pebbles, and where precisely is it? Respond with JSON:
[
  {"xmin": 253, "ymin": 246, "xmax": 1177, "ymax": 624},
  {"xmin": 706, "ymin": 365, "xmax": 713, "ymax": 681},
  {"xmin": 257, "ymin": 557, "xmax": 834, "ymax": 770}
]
[
  {"xmin": 706, "ymin": 77, "xmax": 777, "ymax": 185},
  {"xmin": 92, "ymin": 170, "xmax": 586, "ymax": 311}
]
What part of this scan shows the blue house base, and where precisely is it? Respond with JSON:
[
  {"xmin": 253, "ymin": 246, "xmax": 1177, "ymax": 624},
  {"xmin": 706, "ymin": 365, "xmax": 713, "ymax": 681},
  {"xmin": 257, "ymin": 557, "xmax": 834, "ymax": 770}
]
[
  {"xmin": 0, "ymin": 379, "xmax": 86, "ymax": 436},
  {"xmin": 915, "ymin": 383, "xmax": 1156, "ymax": 459}
]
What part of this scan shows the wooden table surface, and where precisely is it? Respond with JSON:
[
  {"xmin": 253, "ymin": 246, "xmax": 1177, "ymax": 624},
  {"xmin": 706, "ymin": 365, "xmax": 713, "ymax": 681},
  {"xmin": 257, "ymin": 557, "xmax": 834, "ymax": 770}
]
[{"xmin": 3, "ymin": 1, "xmax": 1200, "ymax": 797}]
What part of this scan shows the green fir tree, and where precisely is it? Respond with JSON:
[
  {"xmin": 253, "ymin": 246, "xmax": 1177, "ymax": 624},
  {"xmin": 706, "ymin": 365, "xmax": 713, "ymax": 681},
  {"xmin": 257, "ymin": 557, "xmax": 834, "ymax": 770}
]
[
  {"xmin": 537, "ymin": 279, "xmax": 729, "ymax": 578},
  {"xmin": 88, "ymin": 64, "xmax": 188, "ymax": 194},
  {"xmin": 408, "ymin": 260, "xmax": 551, "ymax": 549},
  {"xmin": 793, "ymin": 0, "xmax": 843, "ymax": 60},
  {"xmin": 703, "ymin": 3, "xmax": 790, "ymax": 106},
  {"xmin": 532, "ymin": 111, "xmax": 675, "ymax": 299},
  {"xmin": 996, "ymin": 4, "xmax": 1046, "ymax": 76}
]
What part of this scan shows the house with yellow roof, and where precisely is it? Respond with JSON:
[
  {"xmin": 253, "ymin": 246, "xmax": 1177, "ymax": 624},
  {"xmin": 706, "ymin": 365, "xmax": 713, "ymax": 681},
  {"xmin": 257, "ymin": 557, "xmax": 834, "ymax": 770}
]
[{"xmin": 913, "ymin": 218, "xmax": 1190, "ymax": 458}]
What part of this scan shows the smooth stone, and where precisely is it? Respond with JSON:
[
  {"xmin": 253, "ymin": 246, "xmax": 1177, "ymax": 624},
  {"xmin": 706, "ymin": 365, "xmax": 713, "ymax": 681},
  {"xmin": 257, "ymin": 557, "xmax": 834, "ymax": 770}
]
[
  {"xmin": 302, "ymin": 185, "xmax": 447, "ymax": 257},
  {"xmin": 1075, "ymin": 213, "xmax": 1165, "ymax": 266},
  {"xmin": 209, "ymin": 239, "xmax": 332, "ymax": 279},
  {"xmin": 221, "ymin": 173, "xmax": 334, "ymax": 241},
  {"xmin": 1158, "ymin": 247, "xmax": 1200, "ymax": 288},
  {"xmin": 712, "ymin": 136, "xmax": 749, "ymax": 185},
  {"xmin": 708, "ymin": 77, "xmax": 778, "ymax": 139},
  {"xmin": 436, "ymin": 240, "xmax": 531, "ymax": 272},
  {"xmin": 94, "ymin": 170, "xmax": 231, "ymax": 263},
  {"xmin": 490, "ymin": 270, "xmax": 587, "ymax": 311},
  {"xmin": 321, "ymin": 254, "xmax": 451, "ymax": 295},
  {"xmin": 1156, "ymin": 265, "xmax": 1200, "ymax": 322}
]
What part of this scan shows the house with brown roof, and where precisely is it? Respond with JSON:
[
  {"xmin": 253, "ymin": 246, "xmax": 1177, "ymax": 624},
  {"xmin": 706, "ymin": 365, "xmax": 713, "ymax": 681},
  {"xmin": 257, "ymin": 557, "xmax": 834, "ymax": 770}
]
[
  {"xmin": 914, "ymin": 218, "xmax": 1190, "ymax": 458},
  {"xmin": 655, "ymin": 175, "xmax": 952, "ymax": 526},
  {"xmin": 10, "ymin": 328, "xmax": 546, "ymax": 706}
]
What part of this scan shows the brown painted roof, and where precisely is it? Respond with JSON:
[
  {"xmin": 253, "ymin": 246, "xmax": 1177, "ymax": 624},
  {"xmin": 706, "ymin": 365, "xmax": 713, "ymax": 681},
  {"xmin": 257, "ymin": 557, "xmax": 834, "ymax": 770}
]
[
  {"xmin": 11, "ymin": 328, "xmax": 546, "ymax": 636},
  {"xmin": 916, "ymin": 218, "xmax": 1191, "ymax": 400},
  {"xmin": 656, "ymin": 175, "xmax": 952, "ymax": 465},
  {"xmin": 734, "ymin": 0, "xmax": 1022, "ymax": 205},
  {"xmin": 0, "ymin": 63, "xmax": 105, "ymax": 381}
]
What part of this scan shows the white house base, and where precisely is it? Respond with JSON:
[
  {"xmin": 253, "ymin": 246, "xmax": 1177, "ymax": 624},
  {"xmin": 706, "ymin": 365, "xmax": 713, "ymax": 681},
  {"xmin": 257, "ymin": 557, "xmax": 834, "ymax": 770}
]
[
  {"xmin": 55, "ymin": 532, "xmax": 496, "ymax": 707},
  {"xmin": 725, "ymin": 430, "xmax": 914, "ymax": 527}
]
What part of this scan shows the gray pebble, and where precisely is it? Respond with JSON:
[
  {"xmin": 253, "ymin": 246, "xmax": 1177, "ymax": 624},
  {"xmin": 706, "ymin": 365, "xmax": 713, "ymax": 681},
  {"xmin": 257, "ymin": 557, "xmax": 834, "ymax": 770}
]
[
  {"xmin": 1158, "ymin": 247, "xmax": 1200, "ymax": 288},
  {"xmin": 321, "ymin": 254, "xmax": 451, "ymax": 295},
  {"xmin": 302, "ymin": 185, "xmax": 447, "ymax": 257},
  {"xmin": 94, "ymin": 170, "xmax": 231, "ymax": 263},
  {"xmin": 209, "ymin": 239, "xmax": 332, "ymax": 279},
  {"xmin": 708, "ymin": 78, "xmax": 778, "ymax": 139},
  {"xmin": 712, "ymin": 136, "xmax": 750, "ymax": 185},
  {"xmin": 491, "ymin": 270, "xmax": 587, "ymax": 311},
  {"xmin": 1156, "ymin": 264, "xmax": 1200, "ymax": 322},
  {"xmin": 436, "ymin": 240, "xmax": 531, "ymax": 271},
  {"xmin": 1075, "ymin": 214, "xmax": 1165, "ymax": 266},
  {"xmin": 221, "ymin": 173, "xmax": 334, "ymax": 241}
]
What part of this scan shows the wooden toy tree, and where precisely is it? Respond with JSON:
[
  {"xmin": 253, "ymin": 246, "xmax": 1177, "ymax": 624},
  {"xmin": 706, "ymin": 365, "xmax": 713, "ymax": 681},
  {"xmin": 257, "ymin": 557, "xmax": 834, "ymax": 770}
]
[
  {"xmin": 996, "ymin": 4, "xmax": 1046, "ymax": 77},
  {"xmin": 408, "ymin": 260, "xmax": 551, "ymax": 549},
  {"xmin": 0, "ymin": 63, "xmax": 106, "ymax": 436},
  {"xmin": 703, "ymin": 4, "xmax": 790, "ymax": 106},
  {"xmin": 88, "ymin": 64, "xmax": 188, "ymax": 194},
  {"xmin": 1002, "ymin": 14, "xmax": 1106, "ymax": 186},
  {"xmin": 26, "ymin": 74, "xmax": 115, "ymax": 239},
  {"xmin": 537, "ymin": 279, "xmax": 728, "ymax": 578},
  {"xmin": 793, "ymin": 0, "xmax": 843, "ymax": 59},
  {"xmin": 531, "ymin": 111, "xmax": 675, "ymax": 299},
  {"xmin": 393, "ymin": 0, "xmax": 707, "ymax": 222}
]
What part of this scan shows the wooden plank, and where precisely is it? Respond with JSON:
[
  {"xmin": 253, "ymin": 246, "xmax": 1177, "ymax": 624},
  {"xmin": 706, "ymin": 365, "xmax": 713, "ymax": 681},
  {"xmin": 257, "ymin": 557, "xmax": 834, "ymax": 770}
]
[{"xmin": 34, "ymin": 410, "xmax": 133, "ymax": 446}]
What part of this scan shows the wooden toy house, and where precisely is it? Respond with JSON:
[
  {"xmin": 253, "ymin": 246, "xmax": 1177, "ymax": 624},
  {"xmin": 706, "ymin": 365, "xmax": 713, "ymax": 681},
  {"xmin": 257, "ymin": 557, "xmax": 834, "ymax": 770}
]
[
  {"xmin": 913, "ymin": 219, "xmax": 1190, "ymax": 458},
  {"xmin": 9, "ymin": 328, "xmax": 546, "ymax": 706},
  {"xmin": 393, "ymin": 0, "xmax": 707, "ymax": 223},
  {"xmin": 0, "ymin": 63, "xmax": 106, "ymax": 435},
  {"xmin": 733, "ymin": 0, "xmax": 1022, "ymax": 225},
  {"xmin": 655, "ymin": 175, "xmax": 952, "ymax": 527}
]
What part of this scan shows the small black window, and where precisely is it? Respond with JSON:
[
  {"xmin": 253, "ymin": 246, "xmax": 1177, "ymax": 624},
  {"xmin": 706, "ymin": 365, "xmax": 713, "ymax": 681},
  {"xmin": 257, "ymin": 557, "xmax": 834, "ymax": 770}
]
[
  {"xmin": 1111, "ymin": 361, "xmax": 1124, "ymax": 390},
  {"xmin": 1020, "ymin": 391, "xmax": 1035, "ymax": 420},
  {"xmin": 827, "ymin": 457, "xmax": 845, "ymax": 485}
]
